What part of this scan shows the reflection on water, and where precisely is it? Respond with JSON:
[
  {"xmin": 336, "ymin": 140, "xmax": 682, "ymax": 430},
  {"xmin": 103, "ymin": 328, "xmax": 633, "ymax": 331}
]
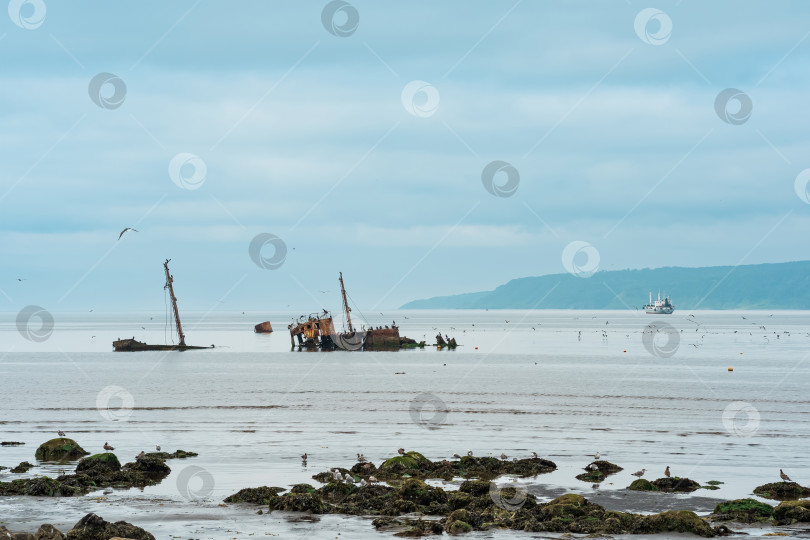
[{"xmin": 1, "ymin": 310, "xmax": 809, "ymax": 538}]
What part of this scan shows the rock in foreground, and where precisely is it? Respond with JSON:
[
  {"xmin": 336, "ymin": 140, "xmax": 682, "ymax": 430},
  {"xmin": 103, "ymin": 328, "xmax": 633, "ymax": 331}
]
[
  {"xmin": 773, "ymin": 499, "xmax": 810, "ymax": 524},
  {"xmin": 0, "ymin": 514, "xmax": 154, "ymax": 540},
  {"xmin": 710, "ymin": 498, "xmax": 774, "ymax": 523}
]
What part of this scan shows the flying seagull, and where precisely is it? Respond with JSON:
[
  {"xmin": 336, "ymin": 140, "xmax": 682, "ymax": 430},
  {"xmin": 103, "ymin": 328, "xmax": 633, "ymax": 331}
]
[{"xmin": 118, "ymin": 227, "xmax": 138, "ymax": 240}]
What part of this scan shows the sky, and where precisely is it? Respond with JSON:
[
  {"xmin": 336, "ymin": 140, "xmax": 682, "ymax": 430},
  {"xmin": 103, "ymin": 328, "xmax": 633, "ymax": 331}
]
[{"xmin": 1, "ymin": 0, "xmax": 810, "ymax": 315}]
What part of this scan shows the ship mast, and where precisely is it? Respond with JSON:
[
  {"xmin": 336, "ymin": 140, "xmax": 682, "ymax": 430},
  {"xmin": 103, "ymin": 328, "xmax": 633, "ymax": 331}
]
[
  {"xmin": 339, "ymin": 272, "xmax": 353, "ymax": 333},
  {"xmin": 163, "ymin": 259, "xmax": 186, "ymax": 347}
]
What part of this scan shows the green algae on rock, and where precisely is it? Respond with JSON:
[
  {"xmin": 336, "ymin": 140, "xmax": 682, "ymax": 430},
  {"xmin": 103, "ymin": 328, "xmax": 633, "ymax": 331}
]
[
  {"xmin": 575, "ymin": 461, "xmax": 623, "ymax": 483},
  {"xmin": 224, "ymin": 486, "xmax": 286, "ymax": 504},
  {"xmin": 628, "ymin": 477, "xmax": 700, "ymax": 493},
  {"xmin": 35, "ymin": 438, "xmax": 89, "ymax": 461},
  {"xmin": 65, "ymin": 512, "xmax": 155, "ymax": 540},
  {"xmin": 0, "ymin": 450, "xmax": 194, "ymax": 497},
  {"xmin": 773, "ymin": 499, "xmax": 810, "ymax": 524},
  {"xmin": 710, "ymin": 498, "xmax": 774, "ymax": 523},
  {"xmin": 753, "ymin": 481, "xmax": 810, "ymax": 501},
  {"xmin": 632, "ymin": 510, "xmax": 715, "ymax": 537}
]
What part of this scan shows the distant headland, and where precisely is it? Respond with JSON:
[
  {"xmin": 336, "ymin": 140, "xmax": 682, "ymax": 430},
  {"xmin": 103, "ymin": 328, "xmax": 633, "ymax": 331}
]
[{"xmin": 401, "ymin": 261, "xmax": 810, "ymax": 310}]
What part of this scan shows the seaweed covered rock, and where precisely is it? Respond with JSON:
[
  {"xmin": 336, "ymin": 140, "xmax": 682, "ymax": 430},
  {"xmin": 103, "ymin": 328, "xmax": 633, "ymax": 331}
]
[
  {"xmin": 576, "ymin": 460, "xmax": 623, "ymax": 482},
  {"xmin": 379, "ymin": 451, "xmax": 433, "ymax": 477},
  {"xmin": 65, "ymin": 513, "xmax": 154, "ymax": 540},
  {"xmin": 145, "ymin": 449, "xmax": 198, "ymax": 460},
  {"xmin": 628, "ymin": 478, "xmax": 658, "ymax": 491},
  {"xmin": 632, "ymin": 510, "xmax": 715, "ymax": 537},
  {"xmin": 773, "ymin": 499, "xmax": 810, "ymax": 524},
  {"xmin": 0, "ymin": 476, "xmax": 63, "ymax": 496},
  {"xmin": 710, "ymin": 498, "xmax": 774, "ymax": 523},
  {"xmin": 10, "ymin": 461, "xmax": 34, "ymax": 473},
  {"xmin": 372, "ymin": 517, "xmax": 444, "ymax": 536},
  {"xmin": 628, "ymin": 477, "xmax": 700, "ymax": 493},
  {"xmin": 34, "ymin": 524, "xmax": 65, "ymax": 540},
  {"xmin": 0, "ymin": 448, "xmax": 187, "ymax": 497},
  {"xmin": 753, "ymin": 481, "xmax": 810, "ymax": 501},
  {"xmin": 124, "ymin": 455, "xmax": 171, "ymax": 475},
  {"xmin": 224, "ymin": 486, "xmax": 286, "ymax": 504},
  {"xmin": 35, "ymin": 438, "xmax": 88, "ymax": 462},
  {"xmin": 652, "ymin": 477, "xmax": 701, "ymax": 493},
  {"xmin": 76, "ymin": 453, "xmax": 121, "ymax": 475}
]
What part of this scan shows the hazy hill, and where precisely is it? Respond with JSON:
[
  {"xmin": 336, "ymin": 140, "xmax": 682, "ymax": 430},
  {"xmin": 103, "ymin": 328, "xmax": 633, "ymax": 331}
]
[{"xmin": 400, "ymin": 261, "xmax": 810, "ymax": 310}]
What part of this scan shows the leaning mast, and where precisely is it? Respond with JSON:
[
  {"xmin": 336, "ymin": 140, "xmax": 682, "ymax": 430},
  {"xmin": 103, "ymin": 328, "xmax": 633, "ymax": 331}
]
[
  {"xmin": 339, "ymin": 272, "xmax": 353, "ymax": 333},
  {"xmin": 163, "ymin": 259, "xmax": 186, "ymax": 347}
]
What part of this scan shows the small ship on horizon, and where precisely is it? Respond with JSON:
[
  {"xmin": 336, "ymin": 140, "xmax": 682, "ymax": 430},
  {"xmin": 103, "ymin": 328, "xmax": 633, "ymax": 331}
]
[{"xmin": 644, "ymin": 291, "xmax": 674, "ymax": 314}]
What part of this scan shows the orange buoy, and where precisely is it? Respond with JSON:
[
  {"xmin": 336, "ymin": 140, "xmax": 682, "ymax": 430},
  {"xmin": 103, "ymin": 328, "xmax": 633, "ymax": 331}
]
[{"xmin": 728, "ymin": 367, "xmax": 733, "ymax": 371}]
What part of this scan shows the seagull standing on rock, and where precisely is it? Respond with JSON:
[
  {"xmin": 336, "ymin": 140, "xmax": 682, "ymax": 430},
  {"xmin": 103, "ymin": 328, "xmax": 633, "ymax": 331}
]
[
  {"xmin": 664, "ymin": 466, "xmax": 671, "ymax": 478},
  {"xmin": 398, "ymin": 448, "xmax": 405, "ymax": 455},
  {"xmin": 500, "ymin": 453, "xmax": 508, "ymax": 460},
  {"xmin": 57, "ymin": 430, "xmax": 66, "ymax": 437},
  {"xmin": 467, "ymin": 450, "xmax": 473, "ymax": 457},
  {"xmin": 357, "ymin": 453, "xmax": 366, "ymax": 463},
  {"xmin": 780, "ymin": 469, "xmax": 792, "ymax": 482},
  {"xmin": 453, "ymin": 453, "xmax": 462, "ymax": 459},
  {"xmin": 631, "ymin": 469, "xmax": 646, "ymax": 478},
  {"xmin": 156, "ymin": 445, "xmax": 161, "ymax": 452},
  {"xmin": 103, "ymin": 442, "xmax": 114, "ymax": 452},
  {"xmin": 531, "ymin": 451, "xmax": 538, "ymax": 459},
  {"xmin": 136, "ymin": 451, "xmax": 145, "ymax": 459},
  {"xmin": 594, "ymin": 451, "xmax": 600, "ymax": 460}
]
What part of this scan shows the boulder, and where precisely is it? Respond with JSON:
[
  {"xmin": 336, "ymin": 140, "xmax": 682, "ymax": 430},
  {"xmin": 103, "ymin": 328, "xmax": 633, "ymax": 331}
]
[
  {"xmin": 773, "ymin": 499, "xmax": 810, "ymax": 524},
  {"xmin": 632, "ymin": 510, "xmax": 715, "ymax": 537},
  {"xmin": 223, "ymin": 486, "xmax": 286, "ymax": 504},
  {"xmin": 753, "ymin": 481, "xmax": 810, "ymax": 501},
  {"xmin": 65, "ymin": 513, "xmax": 154, "ymax": 540},
  {"xmin": 11, "ymin": 461, "xmax": 34, "ymax": 473},
  {"xmin": 76, "ymin": 454, "xmax": 121, "ymax": 475},
  {"xmin": 711, "ymin": 498, "xmax": 774, "ymax": 523},
  {"xmin": 35, "ymin": 438, "xmax": 89, "ymax": 462},
  {"xmin": 34, "ymin": 525, "xmax": 65, "ymax": 540}
]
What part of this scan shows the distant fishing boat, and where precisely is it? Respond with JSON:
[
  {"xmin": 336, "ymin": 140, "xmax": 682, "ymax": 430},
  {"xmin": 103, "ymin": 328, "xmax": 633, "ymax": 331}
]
[
  {"xmin": 113, "ymin": 259, "xmax": 213, "ymax": 351},
  {"xmin": 644, "ymin": 291, "xmax": 674, "ymax": 314}
]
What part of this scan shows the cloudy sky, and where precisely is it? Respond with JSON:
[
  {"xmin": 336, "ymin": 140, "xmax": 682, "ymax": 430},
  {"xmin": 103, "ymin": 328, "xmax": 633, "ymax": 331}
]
[{"xmin": 1, "ymin": 1, "xmax": 809, "ymax": 313}]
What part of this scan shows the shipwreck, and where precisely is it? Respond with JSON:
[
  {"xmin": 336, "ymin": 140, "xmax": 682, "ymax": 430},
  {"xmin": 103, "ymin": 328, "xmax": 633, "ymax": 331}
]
[{"xmin": 113, "ymin": 259, "xmax": 212, "ymax": 352}]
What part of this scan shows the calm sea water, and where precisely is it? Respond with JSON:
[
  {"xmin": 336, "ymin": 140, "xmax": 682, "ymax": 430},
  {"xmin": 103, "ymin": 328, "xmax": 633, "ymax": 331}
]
[{"xmin": 1, "ymin": 310, "xmax": 809, "ymax": 538}]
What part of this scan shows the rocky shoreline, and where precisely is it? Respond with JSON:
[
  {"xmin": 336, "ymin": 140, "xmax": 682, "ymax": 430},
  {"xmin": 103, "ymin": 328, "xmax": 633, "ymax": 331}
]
[
  {"xmin": 3, "ymin": 443, "xmax": 810, "ymax": 538},
  {"xmin": 0, "ymin": 513, "xmax": 154, "ymax": 540},
  {"xmin": 220, "ymin": 451, "xmax": 810, "ymax": 537}
]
